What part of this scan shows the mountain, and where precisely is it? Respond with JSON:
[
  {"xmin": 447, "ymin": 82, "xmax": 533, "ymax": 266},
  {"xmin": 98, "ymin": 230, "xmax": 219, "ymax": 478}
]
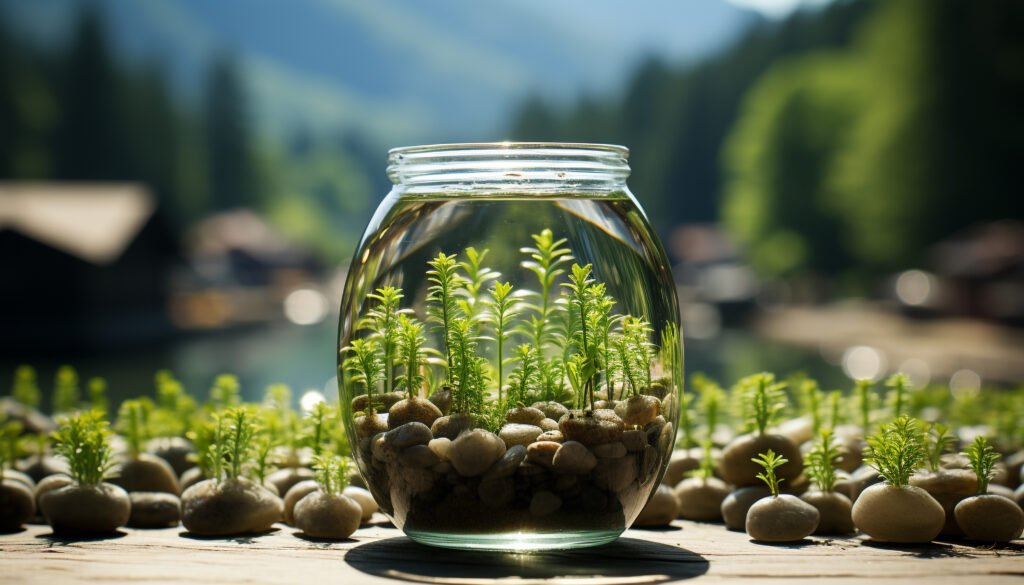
[{"xmin": 0, "ymin": 0, "xmax": 758, "ymax": 145}]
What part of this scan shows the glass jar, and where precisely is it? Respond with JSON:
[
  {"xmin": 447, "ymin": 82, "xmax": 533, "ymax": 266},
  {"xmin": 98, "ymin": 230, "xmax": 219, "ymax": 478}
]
[{"xmin": 337, "ymin": 143, "xmax": 682, "ymax": 550}]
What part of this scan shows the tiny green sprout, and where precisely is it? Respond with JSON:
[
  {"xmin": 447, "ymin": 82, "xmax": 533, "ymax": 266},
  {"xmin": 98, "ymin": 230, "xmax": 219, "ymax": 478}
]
[
  {"xmin": 343, "ymin": 338, "xmax": 384, "ymax": 411},
  {"xmin": 305, "ymin": 401, "xmax": 331, "ymax": 457},
  {"xmin": 458, "ymin": 246, "xmax": 499, "ymax": 317},
  {"xmin": 486, "ymin": 280, "xmax": 521, "ymax": 401},
  {"xmin": 742, "ymin": 372, "xmax": 787, "ymax": 435},
  {"xmin": 826, "ymin": 390, "xmax": 843, "ymax": 430},
  {"xmin": 312, "ymin": 454, "xmax": 352, "ymax": 496},
  {"xmin": 214, "ymin": 407, "xmax": 257, "ymax": 481},
  {"xmin": 507, "ymin": 344, "xmax": 538, "ymax": 409},
  {"xmin": 806, "ymin": 429, "xmax": 841, "ymax": 492},
  {"xmin": 800, "ymin": 378, "xmax": 823, "ymax": 434},
  {"xmin": 12, "ymin": 365, "xmax": 41, "ymax": 409},
  {"xmin": 752, "ymin": 449, "xmax": 788, "ymax": 497},
  {"xmin": 854, "ymin": 379, "xmax": 876, "ymax": 433},
  {"xmin": 209, "ymin": 374, "xmax": 241, "ymax": 409},
  {"xmin": 364, "ymin": 286, "xmax": 405, "ymax": 393},
  {"xmin": 88, "ymin": 377, "xmax": 109, "ymax": 415},
  {"xmin": 963, "ymin": 436, "xmax": 1000, "ymax": 494},
  {"xmin": 886, "ymin": 372, "xmax": 911, "ymax": 419},
  {"xmin": 154, "ymin": 372, "xmax": 196, "ymax": 437},
  {"xmin": 688, "ymin": 439, "xmax": 716, "ymax": 481},
  {"xmin": 116, "ymin": 399, "xmax": 154, "ymax": 457},
  {"xmin": 53, "ymin": 365, "xmax": 80, "ymax": 414},
  {"xmin": 692, "ymin": 373, "xmax": 726, "ymax": 448},
  {"xmin": 252, "ymin": 433, "xmax": 275, "ymax": 485},
  {"xmin": 924, "ymin": 422, "xmax": 954, "ymax": 472},
  {"xmin": 1, "ymin": 420, "xmax": 24, "ymax": 470},
  {"xmin": 864, "ymin": 415, "xmax": 925, "ymax": 487},
  {"xmin": 677, "ymin": 391, "xmax": 696, "ymax": 449},
  {"xmin": 396, "ymin": 314, "xmax": 426, "ymax": 399},
  {"xmin": 520, "ymin": 229, "xmax": 573, "ymax": 351},
  {"xmin": 52, "ymin": 411, "xmax": 116, "ymax": 486},
  {"xmin": 427, "ymin": 251, "xmax": 464, "ymax": 381}
]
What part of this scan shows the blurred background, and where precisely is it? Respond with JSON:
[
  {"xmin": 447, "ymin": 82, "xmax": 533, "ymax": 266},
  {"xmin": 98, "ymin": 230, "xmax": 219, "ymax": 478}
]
[{"xmin": 1, "ymin": 0, "xmax": 1022, "ymax": 407}]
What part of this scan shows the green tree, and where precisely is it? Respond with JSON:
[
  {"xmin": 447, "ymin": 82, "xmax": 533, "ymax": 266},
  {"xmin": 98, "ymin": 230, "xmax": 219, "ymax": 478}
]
[{"xmin": 204, "ymin": 53, "xmax": 257, "ymax": 210}]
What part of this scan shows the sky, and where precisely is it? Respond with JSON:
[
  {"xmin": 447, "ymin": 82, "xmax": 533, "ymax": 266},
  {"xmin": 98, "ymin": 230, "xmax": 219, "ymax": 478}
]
[{"xmin": 726, "ymin": 0, "xmax": 832, "ymax": 18}]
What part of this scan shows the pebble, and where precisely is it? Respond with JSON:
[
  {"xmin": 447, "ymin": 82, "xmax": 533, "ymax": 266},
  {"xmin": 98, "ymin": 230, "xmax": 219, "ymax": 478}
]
[
  {"xmin": 663, "ymin": 449, "xmax": 701, "ymax": 486},
  {"xmin": 355, "ymin": 413, "xmax": 388, "ymax": 439},
  {"xmin": 478, "ymin": 477, "xmax": 515, "ymax": 508},
  {"xmin": 351, "ymin": 391, "xmax": 405, "ymax": 414},
  {"xmin": 428, "ymin": 386, "xmax": 453, "ymax": 414},
  {"xmin": 955, "ymin": 494, "xmax": 1024, "ymax": 542},
  {"xmin": 399, "ymin": 444, "xmax": 441, "ymax": 467},
  {"xmin": 851, "ymin": 484, "xmax": 944, "ymax": 543},
  {"xmin": 180, "ymin": 478, "xmax": 282, "ymax": 536},
  {"xmin": 372, "ymin": 433, "xmax": 397, "ymax": 463},
  {"xmin": 498, "ymin": 423, "xmax": 543, "ymax": 448},
  {"xmin": 283, "ymin": 480, "xmax": 320, "ymax": 524},
  {"xmin": 622, "ymin": 430, "xmax": 647, "ymax": 452},
  {"xmin": 593, "ymin": 454, "xmax": 637, "ymax": 492},
  {"xmin": 552, "ymin": 441, "xmax": 598, "ymax": 475},
  {"xmin": 592, "ymin": 442, "xmax": 627, "ymax": 459},
  {"xmin": 674, "ymin": 477, "xmax": 730, "ymax": 521},
  {"xmin": 718, "ymin": 433, "xmax": 803, "ymax": 487},
  {"xmin": 428, "ymin": 438, "xmax": 452, "ymax": 460},
  {"xmin": 593, "ymin": 400, "xmax": 618, "ymax": 410},
  {"xmin": 507, "ymin": 406, "xmax": 546, "ymax": 425},
  {"xmin": 266, "ymin": 467, "xmax": 314, "ymax": 497},
  {"xmin": 484, "ymin": 444, "xmax": 528, "ymax": 479},
  {"xmin": 800, "ymin": 490, "xmax": 855, "ymax": 535},
  {"xmin": 746, "ymin": 494, "xmax": 820, "ymax": 542},
  {"xmin": 384, "ymin": 422, "xmax": 433, "ymax": 449},
  {"xmin": 388, "ymin": 397, "xmax": 443, "ymax": 429},
  {"xmin": 539, "ymin": 418, "xmax": 560, "ymax": 432},
  {"xmin": 538, "ymin": 430, "xmax": 565, "ymax": 443},
  {"xmin": 614, "ymin": 395, "xmax": 661, "ymax": 427},
  {"xmin": 532, "ymin": 401, "xmax": 569, "ymax": 421},
  {"xmin": 910, "ymin": 468, "xmax": 978, "ymax": 536},
  {"xmin": 559, "ymin": 409, "xmax": 624, "ymax": 445},
  {"xmin": 128, "ymin": 491, "xmax": 181, "ymax": 528},
  {"xmin": 447, "ymin": 429, "xmax": 507, "ymax": 477},
  {"xmin": 634, "ymin": 484, "xmax": 680, "ymax": 527},
  {"xmin": 526, "ymin": 441, "xmax": 561, "ymax": 468},
  {"xmin": 294, "ymin": 491, "xmax": 362, "ymax": 540},
  {"xmin": 721, "ymin": 485, "xmax": 773, "ymax": 531},
  {"xmin": 431, "ymin": 414, "xmax": 477, "ymax": 440},
  {"xmin": 342, "ymin": 486, "xmax": 378, "ymax": 522},
  {"xmin": 530, "ymin": 490, "xmax": 562, "ymax": 516}
]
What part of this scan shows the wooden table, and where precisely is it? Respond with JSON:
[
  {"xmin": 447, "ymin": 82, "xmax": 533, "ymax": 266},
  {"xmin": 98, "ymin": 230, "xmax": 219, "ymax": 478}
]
[{"xmin": 1, "ymin": 518, "xmax": 1022, "ymax": 585}]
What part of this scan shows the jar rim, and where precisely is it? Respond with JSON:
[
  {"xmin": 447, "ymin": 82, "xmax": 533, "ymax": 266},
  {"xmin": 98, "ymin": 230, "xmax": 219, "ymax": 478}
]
[{"xmin": 388, "ymin": 142, "xmax": 629, "ymax": 158}]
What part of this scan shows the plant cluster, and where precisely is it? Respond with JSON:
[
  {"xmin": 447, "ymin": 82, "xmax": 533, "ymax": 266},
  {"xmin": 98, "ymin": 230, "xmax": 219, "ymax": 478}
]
[
  {"xmin": 739, "ymin": 373, "xmax": 787, "ymax": 435},
  {"xmin": 806, "ymin": 429, "xmax": 840, "ymax": 492},
  {"xmin": 923, "ymin": 422, "xmax": 954, "ymax": 472},
  {"xmin": 312, "ymin": 454, "xmax": 353, "ymax": 496},
  {"xmin": 864, "ymin": 415, "xmax": 925, "ymax": 487},
  {"xmin": 342, "ymin": 230, "xmax": 669, "ymax": 418},
  {"xmin": 752, "ymin": 449, "xmax": 788, "ymax": 497},
  {"xmin": 963, "ymin": 435, "xmax": 1000, "ymax": 494},
  {"xmin": 52, "ymin": 412, "xmax": 117, "ymax": 486}
]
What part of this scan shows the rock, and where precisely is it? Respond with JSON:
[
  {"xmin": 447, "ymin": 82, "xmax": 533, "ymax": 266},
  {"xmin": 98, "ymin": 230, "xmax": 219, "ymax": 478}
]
[
  {"xmin": 400, "ymin": 444, "xmax": 441, "ymax": 468},
  {"xmin": 851, "ymin": 484, "xmax": 945, "ymax": 543},
  {"xmin": 746, "ymin": 494, "xmax": 819, "ymax": 542},
  {"xmin": 718, "ymin": 433, "xmax": 803, "ymax": 487},
  {"xmin": 388, "ymin": 397, "xmax": 443, "ymax": 429},
  {"xmin": 146, "ymin": 437, "xmax": 195, "ymax": 477},
  {"xmin": 355, "ymin": 414, "xmax": 388, "ymax": 439},
  {"xmin": 0, "ymin": 480, "xmax": 35, "ymax": 531},
  {"xmin": 538, "ymin": 430, "xmax": 564, "ymax": 443},
  {"xmin": 266, "ymin": 467, "xmax": 315, "ymax": 497},
  {"xmin": 351, "ymin": 391, "xmax": 405, "ymax": 414},
  {"xmin": 614, "ymin": 395, "xmax": 661, "ymax": 427},
  {"xmin": 342, "ymin": 486, "xmax": 378, "ymax": 521},
  {"xmin": 783, "ymin": 473, "xmax": 810, "ymax": 496},
  {"xmin": 834, "ymin": 436, "xmax": 864, "ymax": 473},
  {"xmin": 775, "ymin": 415, "xmax": 814, "ymax": 446},
  {"xmin": 178, "ymin": 467, "xmax": 206, "ymax": 492},
  {"xmin": 674, "ymin": 477, "xmax": 730, "ymax": 522},
  {"xmin": 559, "ymin": 410, "xmax": 624, "ymax": 446},
  {"xmin": 800, "ymin": 490, "xmax": 855, "ymax": 535},
  {"xmin": 385, "ymin": 422, "xmax": 433, "ymax": 449},
  {"xmin": 988, "ymin": 484, "xmax": 1016, "ymax": 500},
  {"xmin": 1016, "ymin": 484, "xmax": 1024, "ymax": 508},
  {"xmin": 526, "ymin": 441, "xmax": 561, "ymax": 468},
  {"xmin": 372, "ymin": 433, "xmax": 397, "ymax": 463},
  {"xmin": 498, "ymin": 423, "xmax": 543, "ymax": 448},
  {"xmin": 847, "ymin": 465, "xmax": 883, "ymax": 502},
  {"xmin": 110, "ymin": 454, "xmax": 180, "ymax": 495},
  {"xmin": 663, "ymin": 449, "xmax": 702, "ymax": 487},
  {"xmin": 478, "ymin": 477, "xmax": 515, "ymax": 508},
  {"xmin": 910, "ymin": 468, "xmax": 978, "ymax": 536},
  {"xmin": 40, "ymin": 482, "xmax": 131, "ymax": 534},
  {"xmin": 181, "ymin": 478, "xmax": 282, "ymax": 535},
  {"xmin": 592, "ymin": 442, "xmax": 627, "ymax": 459},
  {"xmin": 128, "ymin": 492, "xmax": 181, "ymax": 528},
  {"xmin": 448, "ymin": 429, "xmax": 506, "ymax": 477},
  {"xmin": 645, "ymin": 416, "xmax": 669, "ymax": 447},
  {"xmin": 530, "ymin": 490, "xmax": 562, "ymax": 516},
  {"xmin": 283, "ymin": 480, "xmax": 320, "ymax": 524},
  {"xmin": 428, "ymin": 386, "xmax": 453, "ymax": 414},
  {"xmin": 594, "ymin": 455, "xmax": 638, "ymax": 492},
  {"xmin": 2, "ymin": 469, "xmax": 35, "ymax": 490},
  {"xmin": 721, "ymin": 486, "xmax": 772, "ymax": 531},
  {"xmin": 532, "ymin": 401, "xmax": 569, "ymax": 421},
  {"xmin": 552, "ymin": 441, "xmax": 598, "ymax": 475},
  {"xmin": 593, "ymin": 399, "xmax": 618, "ymax": 410},
  {"xmin": 34, "ymin": 474, "xmax": 73, "ymax": 509},
  {"xmin": 431, "ymin": 414, "xmax": 477, "ymax": 440},
  {"xmin": 507, "ymin": 407, "xmax": 546, "ymax": 425},
  {"xmin": 955, "ymin": 494, "xmax": 1024, "ymax": 542},
  {"xmin": 428, "ymin": 438, "xmax": 452, "ymax": 460},
  {"xmin": 294, "ymin": 491, "xmax": 362, "ymax": 540},
  {"xmin": 622, "ymin": 430, "xmax": 647, "ymax": 452},
  {"xmin": 634, "ymin": 484, "xmax": 680, "ymax": 527},
  {"xmin": 484, "ymin": 444, "xmax": 528, "ymax": 479},
  {"xmin": 18, "ymin": 455, "xmax": 70, "ymax": 483}
]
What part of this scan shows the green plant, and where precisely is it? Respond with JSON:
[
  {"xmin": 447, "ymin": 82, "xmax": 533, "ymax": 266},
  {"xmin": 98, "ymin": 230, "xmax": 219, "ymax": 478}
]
[
  {"xmin": 458, "ymin": 247, "xmax": 499, "ymax": 318},
  {"xmin": 886, "ymin": 372, "xmax": 911, "ymax": 419},
  {"xmin": 854, "ymin": 379, "xmax": 876, "ymax": 433},
  {"xmin": 312, "ymin": 454, "xmax": 352, "ymax": 496},
  {"xmin": 87, "ymin": 377, "xmax": 109, "ymax": 415},
  {"xmin": 520, "ymin": 229, "xmax": 572, "ymax": 351},
  {"xmin": 615, "ymin": 316, "xmax": 653, "ymax": 398},
  {"xmin": 153, "ymin": 371, "xmax": 196, "ymax": 437},
  {"xmin": 742, "ymin": 372, "xmax": 787, "ymax": 435},
  {"xmin": 806, "ymin": 429, "xmax": 840, "ymax": 492},
  {"xmin": 688, "ymin": 439, "xmax": 716, "ymax": 480},
  {"xmin": 209, "ymin": 374, "xmax": 241, "ymax": 409},
  {"xmin": 1, "ymin": 421, "xmax": 23, "ymax": 470},
  {"xmin": 677, "ymin": 390, "xmax": 696, "ymax": 449},
  {"xmin": 53, "ymin": 365, "xmax": 80, "ymax": 414},
  {"xmin": 864, "ymin": 415, "xmax": 925, "ymax": 487},
  {"xmin": 963, "ymin": 435, "xmax": 1000, "ymax": 494},
  {"xmin": 343, "ymin": 338, "xmax": 384, "ymax": 410},
  {"xmin": 396, "ymin": 314, "xmax": 426, "ymax": 398},
  {"xmin": 448, "ymin": 318, "xmax": 488, "ymax": 414},
  {"xmin": 924, "ymin": 422, "xmax": 954, "ymax": 472},
  {"xmin": 116, "ymin": 399, "xmax": 154, "ymax": 458},
  {"xmin": 826, "ymin": 390, "xmax": 843, "ymax": 429},
  {"xmin": 507, "ymin": 344, "xmax": 539, "ymax": 408},
  {"xmin": 800, "ymin": 378, "xmax": 823, "ymax": 434},
  {"xmin": 427, "ymin": 252, "xmax": 464, "ymax": 381},
  {"xmin": 252, "ymin": 433, "xmax": 274, "ymax": 485},
  {"xmin": 207, "ymin": 407, "xmax": 258, "ymax": 481},
  {"xmin": 304, "ymin": 401, "xmax": 331, "ymax": 457},
  {"xmin": 690, "ymin": 373, "xmax": 725, "ymax": 449},
  {"xmin": 52, "ymin": 412, "xmax": 116, "ymax": 486},
  {"xmin": 364, "ymin": 286, "xmax": 405, "ymax": 393},
  {"xmin": 12, "ymin": 365, "xmax": 41, "ymax": 409},
  {"xmin": 486, "ymin": 281, "xmax": 521, "ymax": 401},
  {"xmin": 752, "ymin": 449, "xmax": 788, "ymax": 497}
]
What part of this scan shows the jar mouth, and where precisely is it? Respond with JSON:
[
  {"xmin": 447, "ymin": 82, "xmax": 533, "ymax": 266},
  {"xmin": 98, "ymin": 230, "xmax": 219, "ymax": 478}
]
[{"xmin": 387, "ymin": 142, "xmax": 631, "ymax": 192}]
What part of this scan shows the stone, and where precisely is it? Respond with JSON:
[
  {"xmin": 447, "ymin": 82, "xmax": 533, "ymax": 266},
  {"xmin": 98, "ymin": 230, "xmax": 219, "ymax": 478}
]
[
  {"xmin": 498, "ymin": 423, "xmax": 543, "ymax": 448},
  {"xmin": 851, "ymin": 484, "xmax": 945, "ymax": 543},
  {"xmin": 800, "ymin": 490, "xmax": 855, "ymax": 535},
  {"xmin": 532, "ymin": 401, "xmax": 569, "ymax": 421},
  {"xmin": 372, "ymin": 433, "xmax": 397, "ymax": 463},
  {"xmin": 342, "ymin": 486, "xmax": 378, "ymax": 522},
  {"xmin": 431, "ymin": 414, "xmax": 477, "ymax": 440},
  {"xmin": 622, "ymin": 430, "xmax": 647, "ymax": 452},
  {"xmin": 283, "ymin": 480, "xmax": 320, "ymax": 524},
  {"xmin": 181, "ymin": 478, "xmax": 282, "ymax": 536},
  {"xmin": 675, "ymin": 477, "xmax": 731, "ymax": 522},
  {"xmin": 351, "ymin": 391, "xmax": 405, "ymax": 414},
  {"xmin": 593, "ymin": 400, "xmax": 618, "ymax": 410},
  {"xmin": 614, "ymin": 395, "xmax": 661, "ymax": 427},
  {"xmin": 447, "ymin": 429, "xmax": 506, "ymax": 477},
  {"xmin": 507, "ymin": 406, "xmax": 545, "ymax": 425},
  {"xmin": 484, "ymin": 444, "xmax": 528, "ymax": 479},
  {"xmin": 428, "ymin": 438, "xmax": 452, "ymax": 459},
  {"xmin": 663, "ymin": 449, "xmax": 702, "ymax": 487},
  {"xmin": 538, "ymin": 430, "xmax": 564, "ymax": 443},
  {"xmin": 955, "ymin": 494, "xmax": 1024, "ymax": 542},
  {"xmin": 128, "ymin": 492, "xmax": 181, "ymax": 528},
  {"xmin": 388, "ymin": 397, "xmax": 443, "ymax": 429},
  {"xmin": 594, "ymin": 455, "xmax": 637, "ymax": 492},
  {"xmin": 478, "ymin": 477, "xmax": 515, "ymax": 508},
  {"xmin": 721, "ymin": 486, "xmax": 772, "ymax": 531},
  {"xmin": 266, "ymin": 467, "xmax": 315, "ymax": 497},
  {"xmin": 539, "ymin": 418, "xmax": 560, "ymax": 432},
  {"xmin": 428, "ymin": 386, "xmax": 453, "ymax": 414},
  {"xmin": 0, "ymin": 480, "xmax": 34, "ymax": 531},
  {"xmin": 634, "ymin": 484, "xmax": 680, "ymax": 527},
  {"xmin": 746, "ymin": 494, "xmax": 820, "ymax": 542},
  {"xmin": 40, "ymin": 482, "xmax": 131, "ymax": 534},
  {"xmin": 354, "ymin": 414, "xmax": 388, "ymax": 439},
  {"xmin": 294, "ymin": 491, "xmax": 362, "ymax": 540},
  {"xmin": 551, "ymin": 441, "xmax": 598, "ymax": 475},
  {"xmin": 529, "ymin": 490, "xmax": 562, "ymax": 516},
  {"xmin": 384, "ymin": 422, "xmax": 433, "ymax": 449},
  {"xmin": 718, "ymin": 433, "xmax": 803, "ymax": 487},
  {"xmin": 146, "ymin": 437, "xmax": 195, "ymax": 477},
  {"xmin": 559, "ymin": 409, "xmax": 624, "ymax": 445},
  {"xmin": 592, "ymin": 442, "xmax": 627, "ymax": 459},
  {"xmin": 526, "ymin": 441, "xmax": 561, "ymax": 468},
  {"xmin": 399, "ymin": 444, "xmax": 441, "ymax": 468},
  {"xmin": 910, "ymin": 468, "xmax": 978, "ymax": 536},
  {"xmin": 109, "ymin": 453, "xmax": 180, "ymax": 495},
  {"xmin": 2, "ymin": 469, "xmax": 35, "ymax": 490}
]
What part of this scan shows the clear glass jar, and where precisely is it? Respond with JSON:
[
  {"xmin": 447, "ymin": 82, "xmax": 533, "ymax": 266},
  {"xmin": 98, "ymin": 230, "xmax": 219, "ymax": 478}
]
[{"xmin": 337, "ymin": 143, "xmax": 682, "ymax": 550}]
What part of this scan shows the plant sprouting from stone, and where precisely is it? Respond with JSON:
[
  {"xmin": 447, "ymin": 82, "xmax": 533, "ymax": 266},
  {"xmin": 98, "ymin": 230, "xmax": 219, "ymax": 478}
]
[
  {"xmin": 116, "ymin": 399, "xmax": 154, "ymax": 458},
  {"xmin": 697, "ymin": 374, "xmax": 726, "ymax": 446},
  {"xmin": 154, "ymin": 371, "xmax": 196, "ymax": 437},
  {"xmin": 826, "ymin": 390, "xmax": 843, "ymax": 430},
  {"xmin": 742, "ymin": 372, "xmax": 786, "ymax": 435},
  {"xmin": 615, "ymin": 316, "xmax": 653, "ymax": 398},
  {"xmin": 886, "ymin": 373, "xmax": 911, "ymax": 419},
  {"xmin": 53, "ymin": 411, "xmax": 116, "ymax": 486},
  {"xmin": 252, "ymin": 433, "xmax": 274, "ymax": 485},
  {"xmin": 312, "ymin": 454, "xmax": 352, "ymax": 496},
  {"xmin": 304, "ymin": 401, "xmax": 331, "ymax": 457},
  {"xmin": 212, "ymin": 407, "xmax": 257, "ymax": 481},
  {"xmin": 688, "ymin": 439, "xmax": 716, "ymax": 481},
  {"xmin": 209, "ymin": 374, "xmax": 241, "ymax": 410},
  {"xmin": 854, "ymin": 379, "xmax": 876, "ymax": 433},
  {"xmin": 427, "ymin": 252, "xmax": 464, "ymax": 382},
  {"xmin": 87, "ymin": 377, "xmax": 109, "ymax": 415},
  {"xmin": 448, "ymin": 319, "xmax": 488, "ymax": 414},
  {"xmin": 520, "ymin": 229, "xmax": 572, "ymax": 351},
  {"xmin": 458, "ymin": 247, "xmax": 499, "ymax": 318},
  {"xmin": 924, "ymin": 422, "xmax": 954, "ymax": 472},
  {"xmin": 486, "ymin": 281, "xmax": 521, "ymax": 401},
  {"xmin": 752, "ymin": 449, "xmax": 787, "ymax": 497},
  {"xmin": 343, "ymin": 338, "xmax": 384, "ymax": 411},
  {"xmin": 364, "ymin": 286, "xmax": 405, "ymax": 393},
  {"xmin": 1, "ymin": 421, "xmax": 23, "ymax": 470},
  {"xmin": 963, "ymin": 435, "xmax": 1000, "ymax": 494},
  {"xmin": 12, "ymin": 365, "xmax": 41, "ymax": 409},
  {"xmin": 507, "ymin": 344, "xmax": 539, "ymax": 408},
  {"xmin": 799, "ymin": 378, "xmax": 823, "ymax": 435},
  {"xmin": 864, "ymin": 416, "xmax": 925, "ymax": 487},
  {"xmin": 806, "ymin": 429, "xmax": 840, "ymax": 492},
  {"xmin": 53, "ymin": 365, "xmax": 80, "ymax": 414},
  {"xmin": 396, "ymin": 314, "xmax": 426, "ymax": 399}
]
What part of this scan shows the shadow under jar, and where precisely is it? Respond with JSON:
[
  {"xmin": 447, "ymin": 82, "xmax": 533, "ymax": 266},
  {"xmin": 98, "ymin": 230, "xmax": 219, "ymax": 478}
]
[{"xmin": 337, "ymin": 143, "xmax": 682, "ymax": 551}]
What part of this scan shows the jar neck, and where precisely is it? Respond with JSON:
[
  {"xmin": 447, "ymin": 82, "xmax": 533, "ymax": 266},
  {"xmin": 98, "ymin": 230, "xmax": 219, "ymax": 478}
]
[{"xmin": 387, "ymin": 142, "xmax": 630, "ymax": 194}]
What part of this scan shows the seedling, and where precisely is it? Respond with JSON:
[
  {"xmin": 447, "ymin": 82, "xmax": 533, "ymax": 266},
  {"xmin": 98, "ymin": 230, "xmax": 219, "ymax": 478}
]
[
  {"xmin": 304, "ymin": 401, "xmax": 331, "ymax": 457},
  {"xmin": 209, "ymin": 374, "xmax": 241, "ymax": 409},
  {"xmin": 923, "ymin": 422, "xmax": 954, "ymax": 472},
  {"xmin": 210, "ymin": 407, "xmax": 257, "ymax": 481},
  {"xmin": 53, "ymin": 365, "xmax": 80, "ymax": 414},
  {"xmin": 507, "ymin": 344, "xmax": 538, "ymax": 408},
  {"xmin": 252, "ymin": 433, "xmax": 275, "ymax": 486},
  {"xmin": 520, "ymin": 229, "xmax": 572, "ymax": 351},
  {"xmin": 458, "ymin": 247, "xmax": 499, "ymax": 318},
  {"xmin": 853, "ymin": 379, "xmax": 876, "ymax": 433},
  {"xmin": 1, "ymin": 421, "xmax": 23, "ymax": 470},
  {"xmin": 343, "ymin": 338, "xmax": 384, "ymax": 412},
  {"xmin": 52, "ymin": 412, "xmax": 116, "ymax": 486},
  {"xmin": 752, "ymin": 449, "xmax": 788, "ymax": 497},
  {"xmin": 963, "ymin": 435, "xmax": 1000, "ymax": 495},
  {"xmin": 886, "ymin": 373, "xmax": 911, "ymax": 419},
  {"xmin": 427, "ymin": 251, "xmax": 464, "ymax": 380},
  {"xmin": 88, "ymin": 377, "xmax": 109, "ymax": 415},
  {"xmin": 312, "ymin": 454, "xmax": 352, "ymax": 496},
  {"xmin": 806, "ymin": 429, "xmax": 840, "ymax": 492},
  {"xmin": 116, "ymin": 399, "xmax": 154, "ymax": 458},
  {"xmin": 826, "ymin": 390, "xmax": 843, "ymax": 430},
  {"xmin": 742, "ymin": 372, "xmax": 787, "ymax": 435},
  {"xmin": 864, "ymin": 416, "xmax": 925, "ymax": 487},
  {"xmin": 154, "ymin": 371, "xmax": 196, "ymax": 437},
  {"xmin": 691, "ymin": 373, "xmax": 726, "ymax": 449},
  {"xmin": 688, "ymin": 439, "xmax": 716, "ymax": 481},
  {"xmin": 486, "ymin": 281, "xmax": 521, "ymax": 400},
  {"xmin": 364, "ymin": 286, "xmax": 405, "ymax": 393},
  {"xmin": 12, "ymin": 365, "xmax": 41, "ymax": 409},
  {"xmin": 799, "ymin": 378, "xmax": 823, "ymax": 434},
  {"xmin": 397, "ymin": 313, "xmax": 427, "ymax": 399}
]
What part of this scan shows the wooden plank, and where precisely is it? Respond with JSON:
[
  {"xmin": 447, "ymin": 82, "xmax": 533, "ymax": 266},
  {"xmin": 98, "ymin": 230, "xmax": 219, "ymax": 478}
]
[{"xmin": 1, "ymin": 518, "xmax": 1021, "ymax": 585}]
